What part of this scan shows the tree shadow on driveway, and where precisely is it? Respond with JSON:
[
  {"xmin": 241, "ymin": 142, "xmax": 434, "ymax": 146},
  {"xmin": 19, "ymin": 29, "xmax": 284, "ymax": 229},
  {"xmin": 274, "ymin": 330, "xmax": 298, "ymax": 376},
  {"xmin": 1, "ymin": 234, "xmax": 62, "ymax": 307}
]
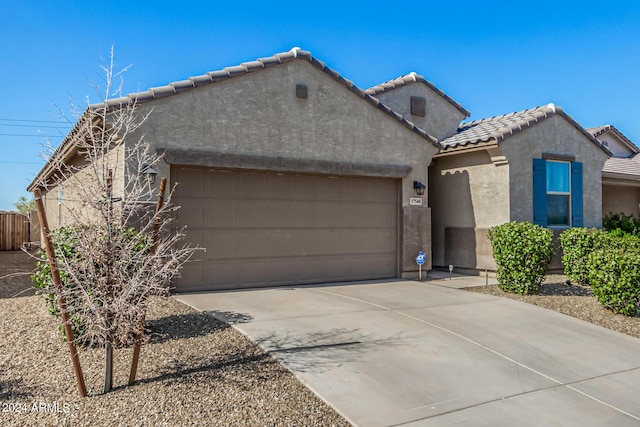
[
  {"xmin": 139, "ymin": 308, "xmax": 408, "ymax": 386},
  {"xmin": 253, "ymin": 328, "xmax": 411, "ymax": 374}
]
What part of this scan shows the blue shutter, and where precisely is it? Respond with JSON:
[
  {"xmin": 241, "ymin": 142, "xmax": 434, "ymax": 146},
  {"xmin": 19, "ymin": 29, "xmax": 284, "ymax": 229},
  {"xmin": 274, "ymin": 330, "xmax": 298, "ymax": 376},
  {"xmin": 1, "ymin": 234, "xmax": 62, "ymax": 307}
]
[
  {"xmin": 571, "ymin": 162, "xmax": 583, "ymax": 227},
  {"xmin": 533, "ymin": 159, "xmax": 547, "ymax": 226}
]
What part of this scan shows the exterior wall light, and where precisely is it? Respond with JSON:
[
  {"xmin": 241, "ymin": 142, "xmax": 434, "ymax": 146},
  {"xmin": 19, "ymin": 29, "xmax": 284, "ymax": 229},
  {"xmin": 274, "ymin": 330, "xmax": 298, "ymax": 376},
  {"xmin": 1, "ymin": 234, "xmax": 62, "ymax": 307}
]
[
  {"xmin": 413, "ymin": 181, "xmax": 426, "ymax": 196},
  {"xmin": 142, "ymin": 164, "xmax": 158, "ymax": 185}
]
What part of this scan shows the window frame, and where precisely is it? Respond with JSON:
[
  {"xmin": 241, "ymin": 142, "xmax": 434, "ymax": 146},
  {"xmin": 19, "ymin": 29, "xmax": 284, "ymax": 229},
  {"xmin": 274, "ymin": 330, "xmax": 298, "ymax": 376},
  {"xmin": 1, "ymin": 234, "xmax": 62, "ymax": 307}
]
[
  {"xmin": 545, "ymin": 160, "xmax": 571, "ymax": 227},
  {"xmin": 533, "ymin": 158, "xmax": 583, "ymax": 228}
]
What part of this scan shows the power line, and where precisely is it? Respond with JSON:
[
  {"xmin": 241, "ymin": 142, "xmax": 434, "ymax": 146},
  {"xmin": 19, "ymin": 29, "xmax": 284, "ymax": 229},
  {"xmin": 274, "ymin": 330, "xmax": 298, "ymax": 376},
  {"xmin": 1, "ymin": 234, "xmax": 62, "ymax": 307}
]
[
  {"xmin": 0, "ymin": 123, "xmax": 70, "ymax": 129},
  {"xmin": 0, "ymin": 133, "xmax": 65, "ymax": 138},
  {"xmin": 0, "ymin": 118, "xmax": 72, "ymax": 124},
  {"xmin": 0, "ymin": 161, "xmax": 43, "ymax": 165}
]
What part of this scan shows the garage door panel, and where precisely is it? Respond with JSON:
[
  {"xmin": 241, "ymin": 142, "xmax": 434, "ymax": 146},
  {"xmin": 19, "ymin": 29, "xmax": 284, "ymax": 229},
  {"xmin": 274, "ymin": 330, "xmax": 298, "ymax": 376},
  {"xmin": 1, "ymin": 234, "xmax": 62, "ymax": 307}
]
[
  {"xmin": 174, "ymin": 168, "xmax": 204, "ymax": 197},
  {"xmin": 201, "ymin": 198, "xmax": 235, "ymax": 228},
  {"xmin": 266, "ymin": 229, "xmax": 297, "ymax": 257},
  {"xmin": 343, "ymin": 203, "xmax": 397, "ymax": 228},
  {"xmin": 236, "ymin": 260, "xmax": 268, "ymax": 285},
  {"xmin": 342, "ymin": 229, "xmax": 397, "ymax": 254},
  {"xmin": 234, "ymin": 229, "xmax": 269, "ymax": 258},
  {"xmin": 266, "ymin": 200, "xmax": 297, "ymax": 227},
  {"xmin": 202, "ymin": 230, "xmax": 236, "ymax": 260},
  {"xmin": 204, "ymin": 170, "xmax": 237, "ymax": 197},
  {"xmin": 234, "ymin": 199, "xmax": 267, "ymax": 228},
  {"xmin": 204, "ymin": 261, "xmax": 237, "ymax": 287},
  {"xmin": 236, "ymin": 172, "xmax": 268, "ymax": 199},
  {"xmin": 172, "ymin": 167, "xmax": 399, "ymax": 291},
  {"xmin": 266, "ymin": 174, "xmax": 294, "ymax": 200},
  {"xmin": 350, "ymin": 178, "xmax": 398, "ymax": 202},
  {"xmin": 175, "ymin": 261, "xmax": 205, "ymax": 292},
  {"xmin": 175, "ymin": 197, "xmax": 204, "ymax": 226},
  {"xmin": 350, "ymin": 253, "xmax": 397, "ymax": 277},
  {"xmin": 180, "ymin": 228, "xmax": 206, "ymax": 255},
  {"xmin": 294, "ymin": 229, "xmax": 348, "ymax": 256}
]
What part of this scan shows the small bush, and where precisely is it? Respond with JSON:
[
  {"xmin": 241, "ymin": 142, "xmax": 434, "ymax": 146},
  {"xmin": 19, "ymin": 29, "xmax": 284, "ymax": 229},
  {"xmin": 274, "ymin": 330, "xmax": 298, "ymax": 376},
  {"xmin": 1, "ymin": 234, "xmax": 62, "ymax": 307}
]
[
  {"xmin": 603, "ymin": 212, "xmax": 640, "ymax": 236},
  {"xmin": 488, "ymin": 221, "xmax": 554, "ymax": 294},
  {"xmin": 32, "ymin": 227, "xmax": 85, "ymax": 341},
  {"xmin": 587, "ymin": 246, "xmax": 640, "ymax": 316},
  {"xmin": 560, "ymin": 227, "xmax": 610, "ymax": 285}
]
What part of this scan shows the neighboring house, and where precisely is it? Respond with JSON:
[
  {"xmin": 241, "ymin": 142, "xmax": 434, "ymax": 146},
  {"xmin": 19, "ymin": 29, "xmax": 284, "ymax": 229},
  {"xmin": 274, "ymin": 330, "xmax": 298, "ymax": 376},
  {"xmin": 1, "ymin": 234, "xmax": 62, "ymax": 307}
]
[
  {"xmin": 430, "ymin": 104, "xmax": 610, "ymax": 272},
  {"xmin": 589, "ymin": 125, "xmax": 640, "ymax": 217},
  {"xmin": 28, "ymin": 47, "xmax": 618, "ymax": 289}
]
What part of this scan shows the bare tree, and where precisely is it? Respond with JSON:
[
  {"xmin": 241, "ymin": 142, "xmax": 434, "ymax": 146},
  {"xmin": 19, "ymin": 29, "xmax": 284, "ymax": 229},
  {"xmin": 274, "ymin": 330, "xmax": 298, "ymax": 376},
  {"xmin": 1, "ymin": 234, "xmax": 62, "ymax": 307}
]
[{"xmin": 33, "ymin": 47, "xmax": 197, "ymax": 394}]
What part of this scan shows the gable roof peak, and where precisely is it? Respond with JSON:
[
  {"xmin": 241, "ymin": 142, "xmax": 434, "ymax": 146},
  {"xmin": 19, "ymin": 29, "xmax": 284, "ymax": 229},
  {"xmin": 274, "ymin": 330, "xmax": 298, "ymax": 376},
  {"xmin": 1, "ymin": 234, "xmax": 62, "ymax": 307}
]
[
  {"xmin": 439, "ymin": 103, "xmax": 610, "ymax": 156},
  {"xmin": 85, "ymin": 47, "xmax": 439, "ymax": 147},
  {"xmin": 587, "ymin": 124, "xmax": 639, "ymax": 155},
  {"xmin": 365, "ymin": 72, "xmax": 470, "ymax": 117}
]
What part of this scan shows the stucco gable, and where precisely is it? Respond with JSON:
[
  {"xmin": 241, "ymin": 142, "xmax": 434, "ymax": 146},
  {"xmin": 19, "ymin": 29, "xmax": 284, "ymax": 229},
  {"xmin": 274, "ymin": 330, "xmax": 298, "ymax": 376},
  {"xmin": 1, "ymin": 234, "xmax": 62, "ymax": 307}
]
[
  {"xmin": 94, "ymin": 47, "xmax": 439, "ymax": 148},
  {"xmin": 365, "ymin": 72, "xmax": 470, "ymax": 117},
  {"xmin": 439, "ymin": 103, "xmax": 611, "ymax": 156}
]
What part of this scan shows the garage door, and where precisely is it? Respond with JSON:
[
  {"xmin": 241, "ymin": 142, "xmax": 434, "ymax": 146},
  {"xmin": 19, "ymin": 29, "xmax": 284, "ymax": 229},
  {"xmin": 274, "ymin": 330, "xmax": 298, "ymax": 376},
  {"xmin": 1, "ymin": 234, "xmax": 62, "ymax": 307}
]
[{"xmin": 172, "ymin": 166, "xmax": 399, "ymax": 292}]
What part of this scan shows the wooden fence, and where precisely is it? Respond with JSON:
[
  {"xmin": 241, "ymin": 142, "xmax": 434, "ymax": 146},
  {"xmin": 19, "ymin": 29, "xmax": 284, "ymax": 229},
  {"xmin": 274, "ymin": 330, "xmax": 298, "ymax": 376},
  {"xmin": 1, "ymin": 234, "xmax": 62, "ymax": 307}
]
[{"xmin": 0, "ymin": 212, "xmax": 30, "ymax": 251}]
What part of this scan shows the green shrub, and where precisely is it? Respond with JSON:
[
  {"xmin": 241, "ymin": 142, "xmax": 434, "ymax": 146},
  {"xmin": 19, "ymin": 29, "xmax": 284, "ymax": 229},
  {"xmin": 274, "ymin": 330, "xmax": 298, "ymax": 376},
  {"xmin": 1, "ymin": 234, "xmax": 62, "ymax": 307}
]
[
  {"xmin": 587, "ymin": 246, "xmax": 640, "ymax": 316},
  {"xmin": 560, "ymin": 227, "xmax": 610, "ymax": 285},
  {"xmin": 32, "ymin": 226, "xmax": 150, "ymax": 345},
  {"xmin": 32, "ymin": 227, "xmax": 85, "ymax": 341},
  {"xmin": 603, "ymin": 212, "xmax": 640, "ymax": 236},
  {"xmin": 488, "ymin": 221, "xmax": 554, "ymax": 294}
]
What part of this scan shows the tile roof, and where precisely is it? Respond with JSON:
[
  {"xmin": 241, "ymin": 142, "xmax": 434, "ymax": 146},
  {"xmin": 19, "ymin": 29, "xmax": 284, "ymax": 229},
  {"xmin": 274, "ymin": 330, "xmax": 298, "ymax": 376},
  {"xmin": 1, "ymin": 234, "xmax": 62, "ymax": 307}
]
[
  {"xmin": 587, "ymin": 125, "xmax": 639, "ymax": 155},
  {"xmin": 29, "ymin": 48, "xmax": 442, "ymax": 191},
  {"xmin": 91, "ymin": 47, "xmax": 439, "ymax": 147},
  {"xmin": 365, "ymin": 72, "xmax": 471, "ymax": 117},
  {"xmin": 439, "ymin": 103, "xmax": 611, "ymax": 155},
  {"xmin": 603, "ymin": 155, "xmax": 640, "ymax": 178}
]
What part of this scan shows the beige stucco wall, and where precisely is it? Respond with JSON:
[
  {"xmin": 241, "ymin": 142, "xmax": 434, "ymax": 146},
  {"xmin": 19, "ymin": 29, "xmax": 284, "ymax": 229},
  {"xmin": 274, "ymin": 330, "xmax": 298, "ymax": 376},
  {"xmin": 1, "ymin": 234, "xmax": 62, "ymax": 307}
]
[
  {"xmin": 128, "ymin": 59, "xmax": 439, "ymax": 274},
  {"xmin": 431, "ymin": 114, "xmax": 608, "ymax": 272},
  {"xmin": 373, "ymin": 83, "xmax": 467, "ymax": 141},
  {"xmin": 39, "ymin": 144, "xmax": 126, "ymax": 229},
  {"xmin": 429, "ymin": 149, "xmax": 510, "ymax": 270},
  {"xmin": 602, "ymin": 184, "xmax": 640, "ymax": 216},
  {"xmin": 502, "ymin": 115, "xmax": 608, "ymax": 228}
]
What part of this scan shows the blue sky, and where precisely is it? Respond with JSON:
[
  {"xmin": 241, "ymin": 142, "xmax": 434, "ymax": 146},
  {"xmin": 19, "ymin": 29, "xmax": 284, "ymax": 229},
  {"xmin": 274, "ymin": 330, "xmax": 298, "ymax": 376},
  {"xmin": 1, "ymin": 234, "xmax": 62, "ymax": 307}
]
[{"xmin": 2, "ymin": 1, "xmax": 640, "ymax": 211}]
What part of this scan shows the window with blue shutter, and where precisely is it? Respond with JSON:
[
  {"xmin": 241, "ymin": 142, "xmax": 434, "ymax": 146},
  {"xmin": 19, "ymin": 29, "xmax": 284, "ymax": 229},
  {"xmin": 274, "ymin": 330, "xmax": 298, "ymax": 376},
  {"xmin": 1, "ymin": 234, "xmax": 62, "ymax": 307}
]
[
  {"xmin": 571, "ymin": 162, "xmax": 583, "ymax": 227},
  {"xmin": 532, "ymin": 159, "xmax": 583, "ymax": 227},
  {"xmin": 533, "ymin": 159, "xmax": 547, "ymax": 226}
]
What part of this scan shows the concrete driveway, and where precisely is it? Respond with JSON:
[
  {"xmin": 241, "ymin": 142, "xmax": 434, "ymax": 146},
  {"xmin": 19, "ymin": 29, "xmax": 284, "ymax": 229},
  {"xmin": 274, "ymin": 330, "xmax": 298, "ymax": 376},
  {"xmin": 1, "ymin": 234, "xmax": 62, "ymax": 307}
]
[{"xmin": 177, "ymin": 278, "xmax": 640, "ymax": 426}]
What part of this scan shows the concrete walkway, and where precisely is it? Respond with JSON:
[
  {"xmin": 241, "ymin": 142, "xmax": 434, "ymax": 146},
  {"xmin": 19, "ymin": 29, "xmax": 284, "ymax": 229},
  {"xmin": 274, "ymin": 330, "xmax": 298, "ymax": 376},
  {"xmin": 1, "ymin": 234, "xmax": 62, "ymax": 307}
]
[{"xmin": 177, "ymin": 278, "xmax": 640, "ymax": 426}]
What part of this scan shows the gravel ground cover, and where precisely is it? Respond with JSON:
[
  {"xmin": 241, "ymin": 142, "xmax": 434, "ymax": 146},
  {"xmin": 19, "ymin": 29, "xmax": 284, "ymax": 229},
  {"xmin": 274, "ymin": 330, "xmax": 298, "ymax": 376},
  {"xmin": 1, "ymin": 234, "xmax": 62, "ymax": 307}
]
[
  {"xmin": 466, "ymin": 274, "xmax": 640, "ymax": 339},
  {"xmin": 0, "ymin": 251, "xmax": 349, "ymax": 426}
]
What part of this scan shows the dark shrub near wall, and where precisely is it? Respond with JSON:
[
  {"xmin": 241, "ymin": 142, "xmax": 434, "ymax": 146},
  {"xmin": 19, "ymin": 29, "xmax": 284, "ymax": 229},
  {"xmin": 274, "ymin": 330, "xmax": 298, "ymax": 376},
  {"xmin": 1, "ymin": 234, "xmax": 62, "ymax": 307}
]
[
  {"xmin": 560, "ymin": 227, "xmax": 640, "ymax": 316},
  {"xmin": 587, "ymin": 237, "xmax": 640, "ymax": 316},
  {"xmin": 603, "ymin": 212, "xmax": 640, "ymax": 236},
  {"xmin": 488, "ymin": 221, "xmax": 554, "ymax": 295},
  {"xmin": 559, "ymin": 227, "xmax": 609, "ymax": 285}
]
